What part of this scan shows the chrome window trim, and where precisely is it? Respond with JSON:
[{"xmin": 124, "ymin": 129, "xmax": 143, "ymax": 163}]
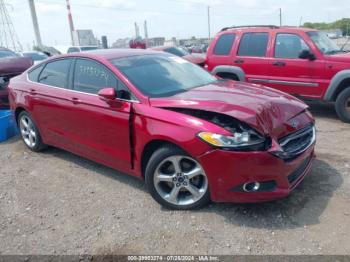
[{"xmin": 26, "ymin": 68, "xmax": 140, "ymax": 104}]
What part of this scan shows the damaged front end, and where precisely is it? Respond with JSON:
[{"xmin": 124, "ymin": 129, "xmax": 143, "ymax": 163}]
[{"xmin": 166, "ymin": 108, "xmax": 271, "ymax": 151}]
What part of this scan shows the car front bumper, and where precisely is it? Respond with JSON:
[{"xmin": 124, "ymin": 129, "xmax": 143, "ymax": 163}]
[{"xmin": 198, "ymin": 143, "xmax": 315, "ymax": 203}]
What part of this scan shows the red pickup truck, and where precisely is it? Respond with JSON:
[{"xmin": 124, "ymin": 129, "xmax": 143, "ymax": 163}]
[
  {"xmin": 0, "ymin": 47, "xmax": 33, "ymax": 109},
  {"xmin": 206, "ymin": 26, "xmax": 350, "ymax": 123}
]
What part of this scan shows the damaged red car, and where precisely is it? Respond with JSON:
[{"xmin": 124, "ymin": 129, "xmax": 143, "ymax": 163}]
[
  {"xmin": 0, "ymin": 47, "xmax": 33, "ymax": 109},
  {"xmin": 9, "ymin": 49, "xmax": 316, "ymax": 209}
]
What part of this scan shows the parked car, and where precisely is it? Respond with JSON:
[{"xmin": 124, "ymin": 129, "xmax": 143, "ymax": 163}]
[
  {"xmin": 207, "ymin": 25, "xmax": 350, "ymax": 123},
  {"xmin": 0, "ymin": 47, "xmax": 33, "ymax": 109},
  {"xmin": 9, "ymin": 49, "xmax": 315, "ymax": 209},
  {"xmin": 151, "ymin": 46, "xmax": 206, "ymax": 67},
  {"xmin": 67, "ymin": 46, "xmax": 99, "ymax": 53},
  {"xmin": 21, "ymin": 51, "xmax": 49, "ymax": 64}
]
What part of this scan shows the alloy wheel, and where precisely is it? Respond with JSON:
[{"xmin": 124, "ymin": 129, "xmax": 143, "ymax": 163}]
[
  {"xmin": 153, "ymin": 155, "xmax": 208, "ymax": 206},
  {"xmin": 19, "ymin": 115, "xmax": 37, "ymax": 148}
]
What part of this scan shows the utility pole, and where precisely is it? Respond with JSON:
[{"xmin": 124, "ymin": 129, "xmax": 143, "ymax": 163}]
[
  {"xmin": 207, "ymin": 6, "xmax": 211, "ymax": 39},
  {"xmin": 279, "ymin": 8, "xmax": 282, "ymax": 26},
  {"xmin": 299, "ymin": 16, "xmax": 303, "ymax": 27},
  {"xmin": 28, "ymin": 0, "xmax": 42, "ymax": 48},
  {"xmin": 144, "ymin": 20, "xmax": 148, "ymax": 47},
  {"xmin": 66, "ymin": 0, "xmax": 75, "ymax": 46},
  {"xmin": 134, "ymin": 22, "xmax": 140, "ymax": 38}
]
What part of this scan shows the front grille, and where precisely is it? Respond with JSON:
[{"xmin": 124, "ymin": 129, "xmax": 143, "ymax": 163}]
[
  {"xmin": 288, "ymin": 156, "xmax": 312, "ymax": 185},
  {"xmin": 278, "ymin": 125, "xmax": 315, "ymax": 160}
]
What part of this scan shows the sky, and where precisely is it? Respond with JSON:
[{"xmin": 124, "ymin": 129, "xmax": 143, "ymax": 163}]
[{"xmin": 5, "ymin": 0, "xmax": 350, "ymax": 50}]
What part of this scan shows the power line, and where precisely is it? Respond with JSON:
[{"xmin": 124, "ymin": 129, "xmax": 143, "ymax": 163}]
[{"xmin": 36, "ymin": 0, "xmax": 274, "ymax": 19}]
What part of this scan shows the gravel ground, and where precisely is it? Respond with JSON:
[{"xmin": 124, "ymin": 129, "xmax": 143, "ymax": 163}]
[{"xmin": 0, "ymin": 101, "xmax": 349, "ymax": 255}]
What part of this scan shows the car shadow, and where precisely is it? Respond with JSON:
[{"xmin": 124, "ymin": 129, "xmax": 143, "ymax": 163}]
[
  {"xmin": 39, "ymin": 147, "xmax": 342, "ymax": 230},
  {"xmin": 40, "ymin": 147, "xmax": 146, "ymax": 192},
  {"xmin": 195, "ymin": 159, "xmax": 343, "ymax": 229},
  {"xmin": 305, "ymin": 101, "xmax": 339, "ymax": 120}
]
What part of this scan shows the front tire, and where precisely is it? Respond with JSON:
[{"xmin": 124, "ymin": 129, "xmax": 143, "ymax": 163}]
[
  {"xmin": 145, "ymin": 146, "xmax": 210, "ymax": 210},
  {"xmin": 18, "ymin": 111, "xmax": 46, "ymax": 152},
  {"xmin": 335, "ymin": 88, "xmax": 350, "ymax": 123}
]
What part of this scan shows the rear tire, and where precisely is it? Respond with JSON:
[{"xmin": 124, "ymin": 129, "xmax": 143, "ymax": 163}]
[
  {"xmin": 335, "ymin": 87, "xmax": 350, "ymax": 123},
  {"xmin": 145, "ymin": 145, "xmax": 210, "ymax": 210},
  {"xmin": 18, "ymin": 111, "xmax": 47, "ymax": 152}
]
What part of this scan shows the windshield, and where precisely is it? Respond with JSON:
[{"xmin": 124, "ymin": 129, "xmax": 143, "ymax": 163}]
[
  {"xmin": 80, "ymin": 46, "xmax": 98, "ymax": 51},
  {"xmin": 111, "ymin": 54, "xmax": 217, "ymax": 98},
  {"xmin": 307, "ymin": 31, "xmax": 342, "ymax": 54},
  {"xmin": 164, "ymin": 47, "xmax": 189, "ymax": 57},
  {"xmin": 23, "ymin": 52, "xmax": 48, "ymax": 61},
  {"xmin": 0, "ymin": 50, "xmax": 18, "ymax": 58}
]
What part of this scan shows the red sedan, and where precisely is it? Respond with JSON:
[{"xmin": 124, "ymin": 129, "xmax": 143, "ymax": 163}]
[{"xmin": 9, "ymin": 49, "xmax": 316, "ymax": 210}]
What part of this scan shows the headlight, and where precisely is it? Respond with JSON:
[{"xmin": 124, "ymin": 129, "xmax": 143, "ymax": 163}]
[{"xmin": 197, "ymin": 130, "xmax": 267, "ymax": 151}]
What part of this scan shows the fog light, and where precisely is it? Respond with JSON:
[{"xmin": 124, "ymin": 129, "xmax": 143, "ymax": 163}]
[{"xmin": 243, "ymin": 182, "xmax": 260, "ymax": 193}]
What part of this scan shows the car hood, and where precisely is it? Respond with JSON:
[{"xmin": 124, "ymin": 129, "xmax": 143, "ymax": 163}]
[
  {"xmin": 149, "ymin": 80, "xmax": 310, "ymax": 138},
  {"xmin": 182, "ymin": 54, "xmax": 205, "ymax": 65},
  {"xmin": 325, "ymin": 52, "xmax": 350, "ymax": 63}
]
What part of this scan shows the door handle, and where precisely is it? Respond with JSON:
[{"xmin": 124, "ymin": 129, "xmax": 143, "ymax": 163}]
[
  {"xmin": 272, "ymin": 61, "xmax": 286, "ymax": 66},
  {"xmin": 71, "ymin": 97, "xmax": 80, "ymax": 104},
  {"xmin": 29, "ymin": 89, "xmax": 37, "ymax": 95},
  {"xmin": 234, "ymin": 59, "xmax": 244, "ymax": 64}
]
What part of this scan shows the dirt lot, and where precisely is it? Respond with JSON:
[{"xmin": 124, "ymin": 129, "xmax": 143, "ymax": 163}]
[{"xmin": 0, "ymin": 101, "xmax": 349, "ymax": 255}]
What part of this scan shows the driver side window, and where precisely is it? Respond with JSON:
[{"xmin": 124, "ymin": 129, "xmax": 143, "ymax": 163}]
[
  {"xmin": 73, "ymin": 58, "xmax": 136, "ymax": 100},
  {"xmin": 73, "ymin": 59, "xmax": 117, "ymax": 94},
  {"xmin": 275, "ymin": 33, "xmax": 310, "ymax": 59}
]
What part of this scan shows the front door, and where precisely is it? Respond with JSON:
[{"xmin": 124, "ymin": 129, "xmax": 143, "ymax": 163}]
[
  {"xmin": 67, "ymin": 58, "xmax": 132, "ymax": 172},
  {"xmin": 266, "ymin": 33, "xmax": 322, "ymax": 98}
]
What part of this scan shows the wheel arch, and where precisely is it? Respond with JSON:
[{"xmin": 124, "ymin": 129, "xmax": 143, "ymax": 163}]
[
  {"xmin": 14, "ymin": 106, "xmax": 26, "ymax": 123},
  {"xmin": 140, "ymin": 139, "xmax": 186, "ymax": 179},
  {"xmin": 324, "ymin": 70, "xmax": 350, "ymax": 101},
  {"xmin": 211, "ymin": 65, "xmax": 246, "ymax": 81}
]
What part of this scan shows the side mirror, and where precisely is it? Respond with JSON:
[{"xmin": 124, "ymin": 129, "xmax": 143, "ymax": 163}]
[
  {"xmin": 98, "ymin": 88, "xmax": 116, "ymax": 101},
  {"xmin": 299, "ymin": 50, "xmax": 316, "ymax": 61}
]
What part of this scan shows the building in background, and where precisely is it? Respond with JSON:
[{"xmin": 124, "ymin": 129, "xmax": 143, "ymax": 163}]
[
  {"xmin": 101, "ymin": 36, "xmax": 108, "ymax": 49},
  {"xmin": 73, "ymin": 29, "xmax": 98, "ymax": 46},
  {"xmin": 164, "ymin": 37, "xmax": 177, "ymax": 46},
  {"xmin": 147, "ymin": 37, "xmax": 165, "ymax": 47},
  {"xmin": 112, "ymin": 38, "xmax": 132, "ymax": 48}
]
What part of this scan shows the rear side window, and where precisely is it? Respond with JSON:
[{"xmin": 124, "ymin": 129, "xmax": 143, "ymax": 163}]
[
  {"xmin": 39, "ymin": 59, "xmax": 72, "ymax": 88},
  {"xmin": 73, "ymin": 59, "xmax": 117, "ymax": 94},
  {"xmin": 213, "ymin": 34, "xmax": 236, "ymax": 55},
  {"xmin": 28, "ymin": 64, "xmax": 44, "ymax": 82},
  {"xmin": 238, "ymin": 33, "xmax": 269, "ymax": 57}
]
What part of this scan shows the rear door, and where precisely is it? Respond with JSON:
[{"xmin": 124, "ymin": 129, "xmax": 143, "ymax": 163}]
[
  {"xmin": 27, "ymin": 58, "xmax": 75, "ymax": 145},
  {"xmin": 265, "ymin": 32, "xmax": 321, "ymax": 97},
  {"xmin": 68, "ymin": 58, "xmax": 133, "ymax": 172},
  {"xmin": 207, "ymin": 33, "xmax": 236, "ymax": 71},
  {"xmin": 235, "ymin": 32, "xmax": 270, "ymax": 81}
]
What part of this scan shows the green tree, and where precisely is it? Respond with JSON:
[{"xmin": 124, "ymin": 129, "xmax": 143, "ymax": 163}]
[{"xmin": 303, "ymin": 18, "xmax": 350, "ymax": 35}]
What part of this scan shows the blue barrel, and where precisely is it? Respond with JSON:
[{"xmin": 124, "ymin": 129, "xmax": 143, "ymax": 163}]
[{"xmin": 0, "ymin": 110, "xmax": 19, "ymax": 142}]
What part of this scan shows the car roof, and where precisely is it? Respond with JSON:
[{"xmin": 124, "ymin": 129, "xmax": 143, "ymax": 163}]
[
  {"xmin": 220, "ymin": 26, "xmax": 318, "ymax": 34},
  {"xmin": 0, "ymin": 47, "xmax": 12, "ymax": 51},
  {"xmin": 60, "ymin": 48, "xmax": 162, "ymax": 60}
]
